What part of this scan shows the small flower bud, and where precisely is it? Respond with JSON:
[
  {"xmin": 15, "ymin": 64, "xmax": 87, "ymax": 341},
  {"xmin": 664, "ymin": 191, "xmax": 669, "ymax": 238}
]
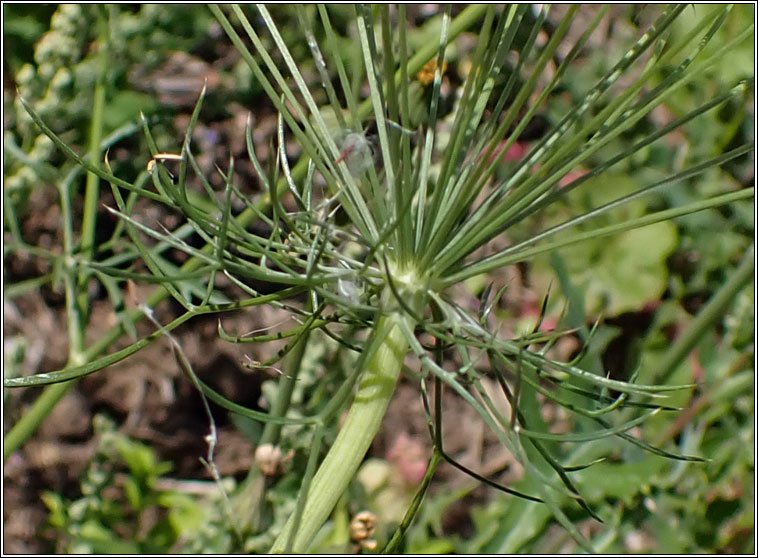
[{"xmin": 255, "ymin": 444, "xmax": 293, "ymax": 477}]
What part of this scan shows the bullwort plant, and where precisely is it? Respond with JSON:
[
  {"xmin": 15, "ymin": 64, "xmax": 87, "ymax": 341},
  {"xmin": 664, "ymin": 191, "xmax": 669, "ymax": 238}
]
[{"xmin": 4, "ymin": 5, "xmax": 754, "ymax": 553}]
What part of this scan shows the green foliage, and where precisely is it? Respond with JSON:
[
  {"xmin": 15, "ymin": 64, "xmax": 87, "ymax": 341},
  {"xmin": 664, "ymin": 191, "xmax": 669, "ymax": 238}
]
[
  {"xmin": 3, "ymin": 4, "xmax": 753, "ymax": 555},
  {"xmin": 40, "ymin": 416, "xmax": 227, "ymax": 554},
  {"xmin": 455, "ymin": 252, "xmax": 754, "ymax": 553},
  {"xmin": 530, "ymin": 172, "xmax": 679, "ymax": 315}
]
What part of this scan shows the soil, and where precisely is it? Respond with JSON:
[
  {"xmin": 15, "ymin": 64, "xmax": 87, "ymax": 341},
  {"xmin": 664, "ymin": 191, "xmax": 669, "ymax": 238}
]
[{"xmin": 2, "ymin": 7, "xmax": 610, "ymax": 553}]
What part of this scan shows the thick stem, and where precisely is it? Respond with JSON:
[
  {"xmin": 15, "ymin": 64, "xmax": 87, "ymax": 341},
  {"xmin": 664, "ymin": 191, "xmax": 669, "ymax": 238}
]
[{"xmin": 270, "ymin": 311, "xmax": 412, "ymax": 553}]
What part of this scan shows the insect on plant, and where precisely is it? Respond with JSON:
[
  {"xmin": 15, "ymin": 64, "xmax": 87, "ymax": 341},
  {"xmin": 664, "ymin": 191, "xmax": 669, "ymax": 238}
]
[
  {"xmin": 335, "ymin": 129, "xmax": 374, "ymax": 172},
  {"xmin": 334, "ymin": 120, "xmax": 416, "ymax": 176}
]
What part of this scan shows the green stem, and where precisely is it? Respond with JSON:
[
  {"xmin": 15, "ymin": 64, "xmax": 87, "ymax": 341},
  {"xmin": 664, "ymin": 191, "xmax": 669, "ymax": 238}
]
[
  {"xmin": 2, "ymin": 208, "xmax": 256, "ymax": 459},
  {"xmin": 4, "ymin": 4, "xmax": 488, "ymax": 460},
  {"xmin": 4, "ymin": 12, "xmax": 110, "ymax": 463},
  {"xmin": 270, "ymin": 311, "xmax": 412, "ymax": 553},
  {"xmin": 3, "ymin": 381, "xmax": 74, "ymax": 461},
  {"xmin": 564, "ymin": 244, "xmax": 755, "ymax": 471},
  {"xmin": 383, "ymin": 449, "xmax": 442, "ymax": 553},
  {"xmin": 651, "ymin": 245, "xmax": 754, "ymax": 384},
  {"xmin": 229, "ymin": 306, "xmax": 313, "ymax": 534},
  {"xmin": 77, "ymin": 7, "xmax": 108, "ymax": 314},
  {"xmin": 259, "ymin": 308, "xmax": 312, "ymax": 447}
]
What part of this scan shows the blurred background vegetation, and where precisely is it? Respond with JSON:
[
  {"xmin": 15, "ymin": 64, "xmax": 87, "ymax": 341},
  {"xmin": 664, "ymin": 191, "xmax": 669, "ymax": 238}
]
[{"xmin": 3, "ymin": 4, "xmax": 753, "ymax": 553}]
